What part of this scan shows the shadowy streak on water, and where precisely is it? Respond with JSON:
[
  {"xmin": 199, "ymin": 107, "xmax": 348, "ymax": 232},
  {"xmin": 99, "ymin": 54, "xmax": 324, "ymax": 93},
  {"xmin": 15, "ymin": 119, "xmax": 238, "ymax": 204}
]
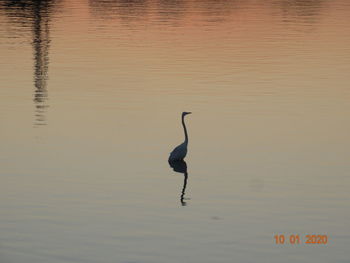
[
  {"xmin": 0, "ymin": 0, "xmax": 57, "ymax": 127},
  {"xmin": 168, "ymin": 160, "xmax": 189, "ymax": 206}
]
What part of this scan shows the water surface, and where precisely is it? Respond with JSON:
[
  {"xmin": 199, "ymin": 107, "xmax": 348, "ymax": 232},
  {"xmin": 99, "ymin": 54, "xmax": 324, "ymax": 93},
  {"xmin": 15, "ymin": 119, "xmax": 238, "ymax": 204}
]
[{"xmin": 1, "ymin": 0, "xmax": 350, "ymax": 262}]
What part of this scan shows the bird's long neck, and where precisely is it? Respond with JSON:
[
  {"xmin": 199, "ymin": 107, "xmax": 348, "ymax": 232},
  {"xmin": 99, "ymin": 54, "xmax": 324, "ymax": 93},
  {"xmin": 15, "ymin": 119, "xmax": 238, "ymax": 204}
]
[{"xmin": 182, "ymin": 115, "xmax": 189, "ymax": 144}]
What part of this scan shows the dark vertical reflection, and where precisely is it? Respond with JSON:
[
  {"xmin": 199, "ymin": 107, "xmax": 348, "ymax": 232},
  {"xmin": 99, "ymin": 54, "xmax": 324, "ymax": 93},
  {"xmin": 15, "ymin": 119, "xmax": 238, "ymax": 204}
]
[
  {"xmin": 169, "ymin": 160, "xmax": 189, "ymax": 206},
  {"xmin": 32, "ymin": 0, "xmax": 51, "ymax": 126},
  {"xmin": 0, "ymin": 0, "xmax": 56, "ymax": 126}
]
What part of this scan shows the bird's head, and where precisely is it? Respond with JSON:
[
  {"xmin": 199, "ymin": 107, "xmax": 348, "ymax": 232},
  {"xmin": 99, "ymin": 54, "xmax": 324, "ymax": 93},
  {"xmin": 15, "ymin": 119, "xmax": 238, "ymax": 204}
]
[{"xmin": 182, "ymin": 112, "xmax": 192, "ymax": 117}]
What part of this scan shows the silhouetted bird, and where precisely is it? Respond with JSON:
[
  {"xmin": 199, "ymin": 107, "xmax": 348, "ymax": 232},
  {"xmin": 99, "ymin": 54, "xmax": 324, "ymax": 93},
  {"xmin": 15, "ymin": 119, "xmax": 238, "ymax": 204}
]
[{"xmin": 169, "ymin": 112, "xmax": 191, "ymax": 161}]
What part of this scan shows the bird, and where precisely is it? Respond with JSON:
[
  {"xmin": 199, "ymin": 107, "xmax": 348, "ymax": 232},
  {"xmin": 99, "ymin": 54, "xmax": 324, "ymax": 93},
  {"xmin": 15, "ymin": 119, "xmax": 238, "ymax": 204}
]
[{"xmin": 168, "ymin": 112, "xmax": 192, "ymax": 162}]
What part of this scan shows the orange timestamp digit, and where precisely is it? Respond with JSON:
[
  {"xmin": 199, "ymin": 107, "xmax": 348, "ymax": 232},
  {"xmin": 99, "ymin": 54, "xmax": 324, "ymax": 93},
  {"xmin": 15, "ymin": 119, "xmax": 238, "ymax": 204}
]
[
  {"xmin": 274, "ymin": 234, "xmax": 300, "ymax": 244},
  {"xmin": 274, "ymin": 234, "xmax": 328, "ymax": 245},
  {"xmin": 305, "ymin": 234, "xmax": 328, "ymax": 244}
]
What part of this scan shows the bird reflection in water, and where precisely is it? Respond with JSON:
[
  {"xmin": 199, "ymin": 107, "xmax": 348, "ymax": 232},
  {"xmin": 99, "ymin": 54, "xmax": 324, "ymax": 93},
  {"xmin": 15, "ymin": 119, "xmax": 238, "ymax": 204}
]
[{"xmin": 168, "ymin": 160, "xmax": 190, "ymax": 206}]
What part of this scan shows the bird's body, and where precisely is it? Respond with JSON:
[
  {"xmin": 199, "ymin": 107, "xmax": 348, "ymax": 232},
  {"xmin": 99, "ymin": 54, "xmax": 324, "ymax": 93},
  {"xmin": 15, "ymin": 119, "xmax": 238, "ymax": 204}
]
[
  {"xmin": 169, "ymin": 142, "xmax": 188, "ymax": 161},
  {"xmin": 168, "ymin": 112, "xmax": 191, "ymax": 162}
]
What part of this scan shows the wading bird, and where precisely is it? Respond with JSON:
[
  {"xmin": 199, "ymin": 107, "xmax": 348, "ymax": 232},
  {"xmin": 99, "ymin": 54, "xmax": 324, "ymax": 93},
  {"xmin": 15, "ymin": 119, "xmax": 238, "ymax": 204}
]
[{"xmin": 168, "ymin": 112, "xmax": 192, "ymax": 162}]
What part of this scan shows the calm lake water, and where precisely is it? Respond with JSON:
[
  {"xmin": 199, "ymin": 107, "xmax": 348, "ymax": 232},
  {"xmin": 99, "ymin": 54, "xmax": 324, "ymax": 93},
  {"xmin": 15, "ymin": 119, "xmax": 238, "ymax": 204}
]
[{"xmin": 1, "ymin": 0, "xmax": 350, "ymax": 262}]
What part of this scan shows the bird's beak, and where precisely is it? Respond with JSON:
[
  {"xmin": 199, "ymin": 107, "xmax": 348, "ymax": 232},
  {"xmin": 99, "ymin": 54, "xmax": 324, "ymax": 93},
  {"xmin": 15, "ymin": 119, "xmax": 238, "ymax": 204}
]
[{"xmin": 188, "ymin": 112, "xmax": 192, "ymax": 114}]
